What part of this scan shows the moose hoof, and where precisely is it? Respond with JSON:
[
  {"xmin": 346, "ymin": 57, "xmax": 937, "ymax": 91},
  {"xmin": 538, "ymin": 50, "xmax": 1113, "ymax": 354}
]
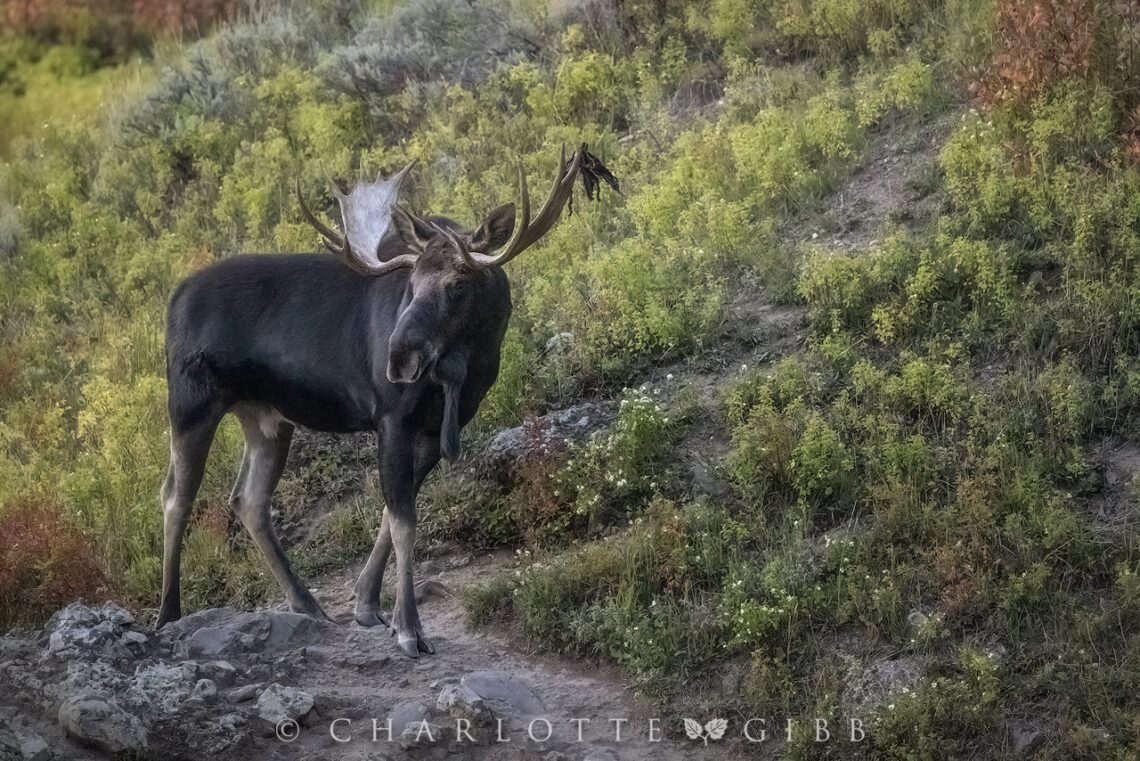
[
  {"xmin": 354, "ymin": 609, "xmax": 389, "ymax": 628},
  {"xmin": 397, "ymin": 634, "xmax": 420, "ymax": 658},
  {"xmin": 393, "ymin": 629, "xmax": 434, "ymax": 658}
]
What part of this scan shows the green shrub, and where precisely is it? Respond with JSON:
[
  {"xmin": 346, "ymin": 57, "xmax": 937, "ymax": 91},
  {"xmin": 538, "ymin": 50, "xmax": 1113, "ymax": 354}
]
[
  {"xmin": 554, "ymin": 386, "xmax": 681, "ymax": 531},
  {"xmin": 790, "ymin": 411, "xmax": 855, "ymax": 508}
]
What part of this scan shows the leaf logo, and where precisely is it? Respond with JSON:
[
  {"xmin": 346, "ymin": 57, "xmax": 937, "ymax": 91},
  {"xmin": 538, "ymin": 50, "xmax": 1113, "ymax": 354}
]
[{"xmin": 683, "ymin": 717, "xmax": 728, "ymax": 745}]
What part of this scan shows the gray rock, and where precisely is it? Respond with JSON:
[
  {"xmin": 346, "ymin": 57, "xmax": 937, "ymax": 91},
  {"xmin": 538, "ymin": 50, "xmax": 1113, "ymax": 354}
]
[
  {"xmin": 46, "ymin": 602, "xmax": 133, "ymax": 632},
  {"xmin": 437, "ymin": 683, "xmax": 492, "ymax": 723},
  {"xmin": 485, "ymin": 404, "xmax": 613, "ymax": 464},
  {"xmin": 0, "ymin": 727, "xmax": 22, "ymax": 760},
  {"xmin": 460, "ymin": 671, "xmax": 544, "ymax": 716},
  {"xmin": 57, "ymin": 695, "xmax": 146, "ymax": 755},
  {"xmin": 59, "ymin": 659, "xmax": 124, "ymax": 699},
  {"xmin": 171, "ymin": 610, "xmax": 322, "ymax": 658},
  {"xmin": 255, "ymin": 684, "xmax": 314, "ymax": 725},
  {"xmin": 197, "ymin": 660, "xmax": 238, "ymax": 686},
  {"xmin": 125, "ymin": 662, "xmax": 194, "ymax": 714},
  {"xmin": 157, "ymin": 607, "xmax": 241, "ymax": 640},
  {"xmin": 184, "ymin": 625, "xmax": 242, "ymax": 658},
  {"xmin": 189, "ymin": 678, "xmax": 218, "ymax": 703},
  {"xmin": 224, "ymin": 683, "xmax": 263, "ymax": 704},
  {"xmin": 399, "ymin": 720, "xmax": 444, "ymax": 750},
  {"xmin": 388, "ymin": 700, "xmax": 430, "ymax": 731},
  {"xmin": 121, "ymin": 631, "xmax": 148, "ymax": 647},
  {"xmin": 341, "ymin": 650, "xmax": 392, "ymax": 670},
  {"xmin": 262, "ymin": 612, "xmax": 319, "ymax": 650},
  {"xmin": 545, "ymin": 331, "xmax": 574, "ymax": 355},
  {"xmin": 45, "ymin": 603, "xmax": 138, "ymax": 661}
]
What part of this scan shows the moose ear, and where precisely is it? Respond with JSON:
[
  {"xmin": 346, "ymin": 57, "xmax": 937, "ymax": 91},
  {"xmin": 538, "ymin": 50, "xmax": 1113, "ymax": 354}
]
[
  {"xmin": 468, "ymin": 203, "xmax": 516, "ymax": 252},
  {"xmin": 392, "ymin": 206, "xmax": 433, "ymax": 252}
]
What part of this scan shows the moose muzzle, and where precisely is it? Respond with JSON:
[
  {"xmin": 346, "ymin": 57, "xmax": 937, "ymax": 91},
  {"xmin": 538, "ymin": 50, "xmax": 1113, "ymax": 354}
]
[{"xmin": 387, "ymin": 313, "xmax": 438, "ymax": 385}]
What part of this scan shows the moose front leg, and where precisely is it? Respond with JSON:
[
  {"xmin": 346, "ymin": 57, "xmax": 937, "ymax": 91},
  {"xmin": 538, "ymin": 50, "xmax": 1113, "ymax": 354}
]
[
  {"xmin": 365, "ymin": 424, "xmax": 439, "ymax": 657},
  {"xmin": 354, "ymin": 432, "xmax": 440, "ymax": 630},
  {"xmin": 353, "ymin": 509, "xmax": 392, "ymax": 628},
  {"xmin": 388, "ymin": 506, "xmax": 431, "ymax": 658}
]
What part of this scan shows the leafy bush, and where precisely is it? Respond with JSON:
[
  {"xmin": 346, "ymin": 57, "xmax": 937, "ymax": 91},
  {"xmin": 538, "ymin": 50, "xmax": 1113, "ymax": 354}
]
[{"xmin": 0, "ymin": 501, "xmax": 109, "ymax": 628}]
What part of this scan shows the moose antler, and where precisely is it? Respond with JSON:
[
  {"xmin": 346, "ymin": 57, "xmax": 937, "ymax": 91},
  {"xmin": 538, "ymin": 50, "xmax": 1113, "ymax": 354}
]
[
  {"xmin": 458, "ymin": 143, "xmax": 617, "ymax": 269},
  {"xmin": 297, "ymin": 161, "xmax": 420, "ymax": 276}
]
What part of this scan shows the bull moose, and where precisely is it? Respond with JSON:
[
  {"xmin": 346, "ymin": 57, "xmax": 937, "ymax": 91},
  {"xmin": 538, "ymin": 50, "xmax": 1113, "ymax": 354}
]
[{"xmin": 158, "ymin": 145, "xmax": 617, "ymax": 657}]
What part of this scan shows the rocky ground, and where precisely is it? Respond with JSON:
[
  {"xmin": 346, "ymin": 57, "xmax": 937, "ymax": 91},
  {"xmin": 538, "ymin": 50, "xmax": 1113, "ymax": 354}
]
[{"xmin": 0, "ymin": 550, "xmax": 746, "ymax": 761}]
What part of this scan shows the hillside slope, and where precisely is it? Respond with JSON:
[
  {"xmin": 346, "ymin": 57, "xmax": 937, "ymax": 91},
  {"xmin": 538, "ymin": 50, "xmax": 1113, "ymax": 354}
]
[{"xmin": 5, "ymin": 0, "xmax": 1140, "ymax": 759}]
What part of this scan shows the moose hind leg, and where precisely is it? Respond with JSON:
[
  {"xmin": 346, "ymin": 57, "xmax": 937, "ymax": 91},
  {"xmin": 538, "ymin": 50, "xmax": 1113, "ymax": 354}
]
[
  {"xmin": 231, "ymin": 406, "xmax": 326, "ymax": 619},
  {"xmin": 228, "ymin": 443, "xmax": 250, "ymax": 508},
  {"xmin": 158, "ymin": 414, "xmax": 222, "ymax": 628}
]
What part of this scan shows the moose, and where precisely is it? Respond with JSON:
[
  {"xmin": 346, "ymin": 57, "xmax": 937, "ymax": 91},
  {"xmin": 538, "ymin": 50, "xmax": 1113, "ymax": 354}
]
[{"xmin": 158, "ymin": 145, "xmax": 617, "ymax": 657}]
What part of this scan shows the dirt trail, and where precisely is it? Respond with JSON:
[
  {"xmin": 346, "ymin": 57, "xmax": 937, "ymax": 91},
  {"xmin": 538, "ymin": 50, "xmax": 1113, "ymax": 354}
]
[{"xmin": 240, "ymin": 553, "xmax": 743, "ymax": 760}]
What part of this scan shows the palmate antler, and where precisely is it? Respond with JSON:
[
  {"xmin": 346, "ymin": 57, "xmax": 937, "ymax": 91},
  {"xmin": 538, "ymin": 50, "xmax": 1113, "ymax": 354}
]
[
  {"xmin": 297, "ymin": 162, "xmax": 419, "ymax": 276},
  {"xmin": 301, "ymin": 145, "xmax": 619, "ymax": 275},
  {"xmin": 451, "ymin": 143, "xmax": 619, "ymax": 269}
]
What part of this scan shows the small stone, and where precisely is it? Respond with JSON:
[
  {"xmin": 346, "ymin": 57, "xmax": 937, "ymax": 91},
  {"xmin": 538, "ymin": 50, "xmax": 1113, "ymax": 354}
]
[
  {"xmin": 185, "ymin": 626, "xmax": 241, "ymax": 658},
  {"xmin": 387, "ymin": 700, "xmax": 429, "ymax": 730},
  {"xmin": 246, "ymin": 663, "xmax": 272, "ymax": 681},
  {"xmin": 47, "ymin": 611, "xmax": 129, "ymax": 661},
  {"xmin": 545, "ymin": 331, "xmax": 574, "ymax": 355},
  {"xmin": 399, "ymin": 720, "xmax": 444, "ymax": 750},
  {"xmin": 262, "ymin": 612, "xmax": 320, "ymax": 650},
  {"xmin": 189, "ymin": 678, "xmax": 218, "ymax": 703},
  {"xmin": 437, "ymin": 683, "xmax": 492, "ymax": 724},
  {"xmin": 256, "ymin": 684, "xmax": 314, "ymax": 725},
  {"xmin": 198, "ymin": 660, "xmax": 238, "ymax": 686},
  {"xmin": 224, "ymin": 683, "xmax": 263, "ymax": 704},
  {"xmin": 121, "ymin": 631, "xmax": 148, "ymax": 646},
  {"xmin": 58, "ymin": 695, "xmax": 147, "ymax": 755}
]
